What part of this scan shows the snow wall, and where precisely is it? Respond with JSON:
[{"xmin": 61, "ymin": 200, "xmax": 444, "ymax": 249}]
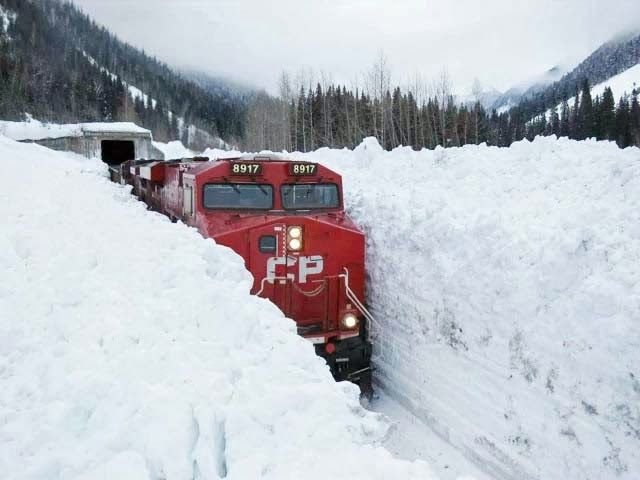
[
  {"xmin": 294, "ymin": 136, "xmax": 639, "ymax": 480},
  {"xmin": 0, "ymin": 136, "xmax": 435, "ymax": 480}
]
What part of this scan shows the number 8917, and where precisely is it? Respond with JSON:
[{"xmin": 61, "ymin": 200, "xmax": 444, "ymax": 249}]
[{"xmin": 230, "ymin": 163, "xmax": 262, "ymax": 175}]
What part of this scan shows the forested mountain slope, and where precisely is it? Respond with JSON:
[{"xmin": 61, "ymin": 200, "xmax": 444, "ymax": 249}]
[
  {"xmin": 509, "ymin": 31, "xmax": 640, "ymax": 121},
  {"xmin": 0, "ymin": 0, "xmax": 246, "ymax": 146}
]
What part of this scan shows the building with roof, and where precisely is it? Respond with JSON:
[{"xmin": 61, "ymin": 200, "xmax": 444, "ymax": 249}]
[{"xmin": 0, "ymin": 121, "xmax": 164, "ymax": 165}]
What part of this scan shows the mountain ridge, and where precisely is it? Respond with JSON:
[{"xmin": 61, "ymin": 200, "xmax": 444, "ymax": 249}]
[
  {"xmin": 0, "ymin": 0, "xmax": 246, "ymax": 148},
  {"xmin": 499, "ymin": 30, "xmax": 640, "ymax": 116}
]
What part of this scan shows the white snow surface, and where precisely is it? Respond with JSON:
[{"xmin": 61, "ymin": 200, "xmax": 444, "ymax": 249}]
[
  {"xmin": 289, "ymin": 137, "xmax": 640, "ymax": 480},
  {"xmin": 0, "ymin": 136, "xmax": 436, "ymax": 480},
  {"xmin": 0, "ymin": 118, "xmax": 150, "ymax": 141},
  {"xmin": 80, "ymin": 51, "xmax": 157, "ymax": 110},
  {"xmin": 153, "ymin": 140, "xmax": 195, "ymax": 160}
]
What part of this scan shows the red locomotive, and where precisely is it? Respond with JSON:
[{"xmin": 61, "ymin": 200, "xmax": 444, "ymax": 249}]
[{"xmin": 112, "ymin": 154, "xmax": 373, "ymax": 394}]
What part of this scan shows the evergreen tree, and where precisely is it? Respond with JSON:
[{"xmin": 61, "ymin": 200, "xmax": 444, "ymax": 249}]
[
  {"xmin": 577, "ymin": 78, "xmax": 594, "ymax": 139},
  {"xmin": 569, "ymin": 85, "xmax": 581, "ymax": 137},
  {"xmin": 560, "ymin": 98, "xmax": 570, "ymax": 137},
  {"xmin": 615, "ymin": 96, "xmax": 632, "ymax": 147},
  {"xmin": 0, "ymin": 0, "xmax": 247, "ymax": 146},
  {"xmin": 629, "ymin": 89, "xmax": 640, "ymax": 145},
  {"xmin": 599, "ymin": 87, "xmax": 616, "ymax": 140},
  {"xmin": 549, "ymin": 105, "xmax": 560, "ymax": 136}
]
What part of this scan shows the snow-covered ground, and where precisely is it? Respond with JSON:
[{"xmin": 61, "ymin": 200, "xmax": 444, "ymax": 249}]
[
  {"xmin": 288, "ymin": 137, "xmax": 639, "ymax": 480},
  {"xmin": 0, "ymin": 136, "xmax": 437, "ymax": 479},
  {"xmin": 7, "ymin": 127, "xmax": 639, "ymax": 480},
  {"xmin": 372, "ymin": 391, "xmax": 491, "ymax": 480},
  {"xmin": 153, "ymin": 140, "xmax": 195, "ymax": 160}
]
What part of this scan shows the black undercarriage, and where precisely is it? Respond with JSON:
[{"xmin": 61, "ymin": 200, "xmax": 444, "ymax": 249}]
[{"xmin": 315, "ymin": 333, "xmax": 373, "ymax": 398}]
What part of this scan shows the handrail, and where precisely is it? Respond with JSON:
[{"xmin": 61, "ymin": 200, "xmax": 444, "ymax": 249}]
[
  {"xmin": 255, "ymin": 275, "xmax": 289, "ymax": 296},
  {"xmin": 255, "ymin": 268, "xmax": 378, "ymax": 338},
  {"xmin": 339, "ymin": 268, "xmax": 378, "ymax": 334},
  {"xmin": 255, "ymin": 275, "xmax": 325, "ymax": 297}
]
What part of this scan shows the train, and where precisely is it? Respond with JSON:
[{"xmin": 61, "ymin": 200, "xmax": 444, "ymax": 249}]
[{"xmin": 110, "ymin": 154, "xmax": 373, "ymax": 396}]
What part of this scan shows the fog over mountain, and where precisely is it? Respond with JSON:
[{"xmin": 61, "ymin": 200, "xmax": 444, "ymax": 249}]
[{"xmin": 71, "ymin": 0, "xmax": 640, "ymax": 93}]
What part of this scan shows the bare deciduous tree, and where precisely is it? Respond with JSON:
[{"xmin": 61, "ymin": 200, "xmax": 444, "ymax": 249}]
[{"xmin": 435, "ymin": 68, "xmax": 452, "ymax": 147}]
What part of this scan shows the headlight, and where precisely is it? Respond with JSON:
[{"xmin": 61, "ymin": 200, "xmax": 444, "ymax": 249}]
[
  {"xmin": 287, "ymin": 226, "xmax": 303, "ymax": 251},
  {"xmin": 288, "ymin": 226, "xmax": 302, "ymax": 239},
  {"xmin": 288, "ymin": 237, "xmax": 302, "ymax": 251},
  {"xmin": 341, "ymin": 313, "xmax": 359, "ymax": 329}
]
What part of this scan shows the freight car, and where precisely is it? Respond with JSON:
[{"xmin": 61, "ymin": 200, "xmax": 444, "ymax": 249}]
[{"xmin": 112, "ymin": 155, "xmax": 373, "ymax": 395}]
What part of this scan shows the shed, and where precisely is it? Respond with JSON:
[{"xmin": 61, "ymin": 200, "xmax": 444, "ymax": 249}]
[{"xmin": 1, "ymin": 121, "xmax": 164, "ymax": 164}]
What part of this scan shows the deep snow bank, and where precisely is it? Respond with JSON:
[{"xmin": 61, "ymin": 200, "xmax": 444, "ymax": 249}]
[
  {"xmin": 153, "ymin": 140, "xmax": 194, "ymax": 160},
  {"xmin": 299, "ymin": 137, "xmax": 640, "ymax": 480},
  {"xmin": 0, "ymin": 137, "xmax": 435, "ymax": 479}
]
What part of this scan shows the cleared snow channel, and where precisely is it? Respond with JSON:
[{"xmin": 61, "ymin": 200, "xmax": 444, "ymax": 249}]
[{"xmin": 0, "ymin": 136, "xmax": 437, "ymax": 480}]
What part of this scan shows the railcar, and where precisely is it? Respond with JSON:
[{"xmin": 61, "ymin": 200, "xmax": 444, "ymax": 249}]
[{"xmin": 112, "ymin": 154, "xmax": 373, "ymax": 395}]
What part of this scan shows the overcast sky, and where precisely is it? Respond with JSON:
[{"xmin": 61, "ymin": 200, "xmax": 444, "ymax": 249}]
[{"xmin": 71, "ymin": 0, "xmax": 640, "ymax": 94}]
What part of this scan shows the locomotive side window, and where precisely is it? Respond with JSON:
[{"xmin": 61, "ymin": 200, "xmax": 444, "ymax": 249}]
[
  {"xmin": 203, "ymin": 184, "xmax": 273, "ymax": 210},
  {"xmin": 259, "ymin": 235, "xmax": 277, "ymax": 253},
  {"xmin": 281, "ymin": 184, "xmax": 340, "ymax": 210}
]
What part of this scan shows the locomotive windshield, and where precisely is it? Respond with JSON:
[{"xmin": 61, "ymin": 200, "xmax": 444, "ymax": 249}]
[
  {"xmin": 281, "ymin": 184, "xmax": 340, "ymax": 210},
  {"xmin": 203, "ymin": 184, "xmax": 273, "ymax": 210}
]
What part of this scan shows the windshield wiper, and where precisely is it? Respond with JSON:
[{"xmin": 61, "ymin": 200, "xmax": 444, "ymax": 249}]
[
  {"xmin": 222, "ymin": 177, "xmax": 242, "ymax": 194},
  {"xmin": 256, "ymin": 183, "xmax": 269, "ymax": 196}
]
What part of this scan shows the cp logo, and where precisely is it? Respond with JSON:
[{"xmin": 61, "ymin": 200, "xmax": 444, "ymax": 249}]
[{"xmin": 267, "ymin": 255, "xmax": 324, "ymax": 284}]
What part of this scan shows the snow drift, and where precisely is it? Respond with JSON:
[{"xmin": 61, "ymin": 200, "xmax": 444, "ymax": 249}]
[
  {"xmin": 0, "ymin": 136, "xmax": 435, "ymax": 480},
  {"xmin": 153, "ymin": 140, "xmax": 195, "ymax": 160},
  {"xmin": 295, "ymin": 136, "xmax": 640, "ymax": 480}
]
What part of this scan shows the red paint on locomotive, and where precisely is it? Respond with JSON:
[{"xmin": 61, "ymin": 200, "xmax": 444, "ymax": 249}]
[{"xmin": 114, "ymin": 154, "xmax": 372, "ymax": 392}]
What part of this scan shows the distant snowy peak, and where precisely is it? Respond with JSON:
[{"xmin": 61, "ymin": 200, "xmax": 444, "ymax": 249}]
[
  {"xmin": 491, "ymin": 64, "xmax": 570, "ymax": 113},
  {"xmin": 528, "ymin": 64, "xmax": 568, "ymax": 86},
  {"xmin": 456, "ymin": 84, "xmax": 503, "ymax": 110},
  {"xmin": 181, "ymin": 69, "xmax": 255, "ymax": 97}
]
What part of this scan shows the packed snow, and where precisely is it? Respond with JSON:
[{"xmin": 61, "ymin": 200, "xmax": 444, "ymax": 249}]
[
  {"xmin": 7, "ymin": 125, "xmax": 639, "ymax": 480},
  {"xmin": 79, "ymin": 123, "xmax": 150, "ymax": 135},
  {"xmin": 0, "ymin": 118, "xmax": 150, "ymax": 141},
  {"xmin": 288, "ymin": 137, "xmax": 639, "ymax": 480},
  {"xmin": 127, "ymin": 84, "xmax": 158, "ymax": 110},
  {"xmin": 0, "ymin": 136, "xmax": 437, "ymax": 480},
  {"xmin": 153, "ymin": 140, "xmax": 195, "ymax": 160}
]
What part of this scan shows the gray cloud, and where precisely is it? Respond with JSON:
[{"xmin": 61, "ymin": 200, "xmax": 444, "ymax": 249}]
[{"xmin": 71, "ymin": 0, "xmax": 640, "ymax": 93}]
